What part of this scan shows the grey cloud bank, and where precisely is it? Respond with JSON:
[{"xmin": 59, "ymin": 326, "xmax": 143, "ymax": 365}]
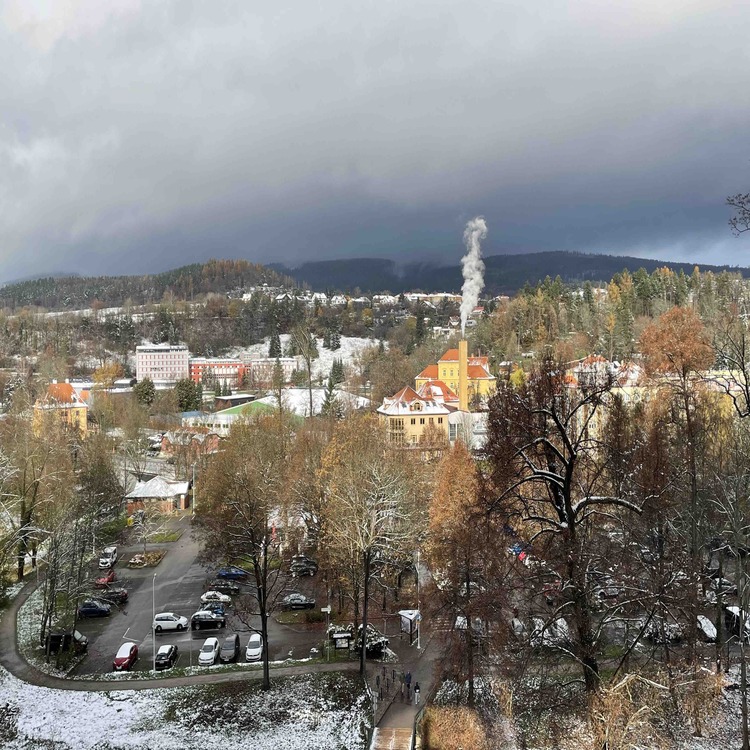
[{"xmin": 1, "ymin": 0, "xmax": 749, "ymax": 281}]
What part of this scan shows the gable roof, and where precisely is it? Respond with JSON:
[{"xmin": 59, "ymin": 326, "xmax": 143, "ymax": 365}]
[
  {"xmin": 125, "ymin": 476, "xmax": 190, "ymax": 499},
  {"xmin": 37, "ymin": 382, "xmax": 88, "ymax": 409},
  {"xmin": 416, "ymin": 380, "xmax": 459, "ymax": 403}
]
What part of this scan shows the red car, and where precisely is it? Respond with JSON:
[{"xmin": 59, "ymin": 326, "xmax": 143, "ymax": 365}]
[
  {"xmin": 113, "ymin": 642, "xmax": 138, "ymax": 671},
  {"xmin": 95, "ymin": 569, "xmax": 116, "ymax": 587}
]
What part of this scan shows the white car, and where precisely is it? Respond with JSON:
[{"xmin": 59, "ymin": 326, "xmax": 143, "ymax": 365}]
[
  {"xmin": 200, "ymin": 591, "xmax": 231, "ymax": 605},
  {"xmin": 153, "ymin": 612, "xmax": 189, "ymax": 633},
  {"xmin": 245, "ymin": 633, "xmax": 263, "ymax": 661},
  {"xmin": 198, "ymin": 637, "xmax": 220, "ymax": 666},
  {"xmin": 98, "ymin": 546, "xmax": 118, "ymax": 569}
]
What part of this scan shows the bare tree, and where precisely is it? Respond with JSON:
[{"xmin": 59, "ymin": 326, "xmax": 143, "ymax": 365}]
[
  {"xmin": 728, "ymin": 192, "xmax": 750, "ymax": 236},
  {"xmin": 194, "ymin": 414, "xmax": 292, "ymax": 689},
  {"xmin": 485, "ymin": 359, "xmax": 643, "ymax": 699},
  {"xmin": 321, "ymin": 415, "xmax": 426, "ymax": 676}
]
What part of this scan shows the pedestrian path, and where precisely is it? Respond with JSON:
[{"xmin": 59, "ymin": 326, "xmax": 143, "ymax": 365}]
[
  {"xmin": 368, "ymin": 629, "xmax": 439, "ymax": 749},
  {"xmin": 371, "ymin": 727, "xmax": 413, "ymax": 749}
]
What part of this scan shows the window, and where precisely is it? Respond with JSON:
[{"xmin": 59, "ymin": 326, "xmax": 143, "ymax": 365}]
[
  {"xmin": 429, "ymin": 417, "xmax": 433, "ymax": 424},
  {"xmin": 411, "ymin": 418, "xmax": 416, "ymax": 425},
  {"xmin": 420, "ymin": 418, "xmax": 425, "ymax": 425},
  {"xmin": 438, "ymin": 417, "xmax": 443, "ymax": 424}
]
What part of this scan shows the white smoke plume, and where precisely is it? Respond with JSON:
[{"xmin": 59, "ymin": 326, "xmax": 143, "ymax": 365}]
[{"xmin": 460, "ymin": 216, "xmax": 488, "ymax": 335}]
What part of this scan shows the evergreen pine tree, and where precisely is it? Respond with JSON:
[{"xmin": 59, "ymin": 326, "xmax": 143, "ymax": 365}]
[
  {"xmin": 331, "ymin": 358, "xmax": 345, "ymax": 385},
  {"xmin": 415, "ymin": 304, "xmax": 426, "ymax": 343},
  {"xmin": 321, "ymin": 375, "xmax": 342, "ymax": 419},
  {"xmin": 269, "ymin": 330, "xmax": 282, "ymax": 358},
  {"xmin": 331, "ymin": 329, "xmax": 341, "ymax": 350}
]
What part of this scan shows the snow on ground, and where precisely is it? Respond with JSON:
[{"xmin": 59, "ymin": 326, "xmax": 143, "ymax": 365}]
[
  {"xmin": 230, "ymin": 335, "xmax": 379, "ymax": 381},
  {"xmin": 0, "ymin": 667, "xmax": 372, "ymax": 749}
]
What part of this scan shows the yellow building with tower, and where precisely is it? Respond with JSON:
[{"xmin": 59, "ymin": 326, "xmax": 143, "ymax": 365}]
[
  {"xmin": 415, "ymin": 342, "xmax": 495, "ymax": 409},
  {"xmin": 33, "ymin": 382, "xmax": 89, "ymax": 438}
]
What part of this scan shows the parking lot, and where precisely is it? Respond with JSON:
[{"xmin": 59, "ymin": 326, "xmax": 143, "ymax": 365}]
[{"xmin": 73, "ymin": 517, "xmax": 323, "ymax": 675}]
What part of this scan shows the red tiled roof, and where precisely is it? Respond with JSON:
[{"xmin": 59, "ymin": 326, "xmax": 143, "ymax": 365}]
[
  {"xmin": 438, "ymin": 349, "xmax": 460, "ymax": 362},
  {"xmin": 46, "ymin": 383, "xmax": 79, "ymax": 404},
  {"xmin": 467, "ymin": 364, "xmax": 493, "ymax": 379},
  {"xmin": 391, "ymin": 386, "xmax": 421, "ymax": 404},
  {"xmin": 416, "ymin": 364, "xmax": 439, "ymax": 380},
  {"xmin": 416, "ymin": 380, "xmax": 459, "ymax": 402}
]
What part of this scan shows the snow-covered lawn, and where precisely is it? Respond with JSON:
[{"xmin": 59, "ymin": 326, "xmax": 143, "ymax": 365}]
[{"xmin": 0, "ymin": 667, "xmax": 372, "ymax": 749}]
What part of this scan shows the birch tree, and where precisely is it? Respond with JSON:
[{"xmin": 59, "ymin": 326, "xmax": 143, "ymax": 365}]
[{"xmin": 321, "ymin": 415, "xmax": 426, "ymax": 676}]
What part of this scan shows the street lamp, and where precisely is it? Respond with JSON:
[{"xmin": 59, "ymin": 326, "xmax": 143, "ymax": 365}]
[
  {"xmin": 416, "ymin": 549, "xmax": 421, "ymax": 651},
  {"xmin": 192, "ymin": 462, "xmax": 197, "ymax": 516},
  {"xmin": 152, "ymin": 573, "xmax": 157, "ymax": 673},
  {"xmin": 321, "ymin": 605, "xmax": 332, "ymax": 662}
]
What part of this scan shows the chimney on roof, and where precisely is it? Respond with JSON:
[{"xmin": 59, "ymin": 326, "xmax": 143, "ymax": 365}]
[{"xmin": 459, "ymin": 339, "xmax": 469, "ymax": 412}]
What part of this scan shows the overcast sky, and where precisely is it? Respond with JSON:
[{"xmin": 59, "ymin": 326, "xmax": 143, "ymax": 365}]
[{"xmin": 1, "ymin": 0, "xmax": 749, "ymax": 282}]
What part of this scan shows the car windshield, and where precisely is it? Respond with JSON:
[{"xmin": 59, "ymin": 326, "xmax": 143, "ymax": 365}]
[
  {"xmin": 248, "ymin": 636, "xmax": 261, "ymax": 647},
  {"xmin": 201, "ymin": 644, "xmax": 214, "ymax": 652}
]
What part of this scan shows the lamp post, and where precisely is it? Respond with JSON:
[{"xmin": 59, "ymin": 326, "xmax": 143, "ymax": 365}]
[
  {"xmin": 416, "ymin": 549, "xmax": 421, "ymax": 651},
  {"xmin": 152, "ymin": 573, "xmax": 157, "ymax": 673},
  {"xmin": 192, "ymin": 462, "xmax": 197, "ymax": 516},
  {"xmin": 321, "ymin": 605, "xmax": 331, "ymax": 662}
]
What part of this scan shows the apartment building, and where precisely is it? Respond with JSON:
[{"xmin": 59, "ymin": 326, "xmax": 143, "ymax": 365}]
[{"xmin": 135, "ymin": 344, "xmax": 190, "ymax": 385}]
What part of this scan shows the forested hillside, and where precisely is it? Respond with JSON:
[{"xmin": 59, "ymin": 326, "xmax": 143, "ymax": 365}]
[
  {"xmin": 272, "ymin": 251, "xmax": 750, "ymax": 295},
  {"xmin": 0, "ymin": 259, "xmax": 293, "ymax": 311}
]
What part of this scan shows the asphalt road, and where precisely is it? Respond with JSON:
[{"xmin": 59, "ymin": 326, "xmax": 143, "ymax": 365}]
[{"xmin": 72, "ymin": 518, "xmax": 322, "ymax": 675}]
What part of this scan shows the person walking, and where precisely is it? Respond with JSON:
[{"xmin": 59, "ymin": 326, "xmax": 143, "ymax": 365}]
[
  {"xmin": 405, "ymin": 670, "xmax": 412, "ymax": 700},
  {"xmin": 414, "ymin": 682, "xmax": 421, "ymax": 706}
]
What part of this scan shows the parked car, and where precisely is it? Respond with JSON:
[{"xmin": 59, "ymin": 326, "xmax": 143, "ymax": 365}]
[
  {"xmin": 200, "ymin": 590, "xmax": 232, "ymax": 605},
  {"xmin": 725, "ymin": 606, "xmax": 750, "ymax": 641},
  {"xmin": 95, "ymin": 569, "xmax": 116, "ymax": 587},
  {"xmin": 198, "ymin": 637, "xmax": 220, "ymax": 666},
  {"xmin": 710, "ymin": 577, "xmax": 738, "ymax": 596},
  {"xmin": 219, "ymin": 633, "xmax": 241, "ymax": 663},
  {"xmin": 217, "ymin": 566, "xmax": 250, "ymax": 581},
  {"xmin": 642, "ymin": 616, "xmax": 683, "ymax": 644},
  {"xmin": 46, "ymin": 630, "xmax": 88, "ymax": 655},
  {"xmin": 245, "ymin": 633, "xmax": 263, "ymax": 661},
  {"xmin": 199, "ymin": 602, "xmax": 226, "ymax": 616},
  {"xmin": 211, "ymin": 579, "xmax": 241, "ymax": 595},
  {"xmin": 97, "ymin": 587, "xmax": 128, "ymax": 605},
  {"xmin": 530, "ymin": 617, "xmax": 571, "ymax": 648},
  {"xmin": 191, "ymin": 610, "xmax": 227, "ymax": 630},
  {"xmin": 290, "ymin": 556, "xmax": 318, "ymax": 577},
  {"xmin": 78, "ymin": 599, "xmax": 111, "ymax": 618},
  {"xmin": 154, "ymin": 644, "xmax": 179, "ymax": 671},
  {"xmin": 153, "ymin": 613, "xmax": 189, "ymax": 633},
  {"xmin": 113, "ymin": 642, "xmax": 139, "ymax": 671},
  {"xmin": 98, "ymin": 546, "xmax": 118, "ymax": 569},
  {"xmin": 281, "ymin": 593, "xmax": 315, "ymax": 610},
  {"xmin": 697, "ymin": 615, "xmax": 717, "ymax": 643}
]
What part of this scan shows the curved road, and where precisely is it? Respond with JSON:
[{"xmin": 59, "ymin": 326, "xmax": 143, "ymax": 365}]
[{"xmin": 0, "ymin": 576, "xmax": 355, "ymax": 692}]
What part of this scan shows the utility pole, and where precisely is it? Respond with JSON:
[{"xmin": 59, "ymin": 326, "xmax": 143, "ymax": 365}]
[
  {"xmin": 321, "ymin": 605, "xmax": 331, "ymax": 662},
  {"xmin": 416, "ymin": 549, "xmax": 421, "ymax": 651}
]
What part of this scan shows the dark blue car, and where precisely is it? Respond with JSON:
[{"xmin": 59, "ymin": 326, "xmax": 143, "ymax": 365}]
[
  {"xmin": 78, "ymin": 599, "xmax": 111, "ymax": 618},
  {"xmin": 217, "ymin": 566, "xmax": 249, "ymax": 581}
]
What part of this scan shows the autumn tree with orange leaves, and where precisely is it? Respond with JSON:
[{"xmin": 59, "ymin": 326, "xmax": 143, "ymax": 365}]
[{"xmin": 426, "ymin": 442, "xmax": 509, "ymax": 707}]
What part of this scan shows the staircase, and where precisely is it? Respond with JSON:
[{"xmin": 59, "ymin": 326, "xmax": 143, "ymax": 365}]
[{"xmin": 371, "ymin": 727, "xmax": 413, "ymax": 749}]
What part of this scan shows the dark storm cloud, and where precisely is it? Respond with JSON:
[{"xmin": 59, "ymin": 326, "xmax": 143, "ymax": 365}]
[{"xmin": 1, "ymin": 0, "xmax": 749, "ymax": 282}]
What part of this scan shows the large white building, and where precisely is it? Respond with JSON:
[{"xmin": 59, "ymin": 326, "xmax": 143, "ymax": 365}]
[{"xmin": 136, "ymin": 344, "xmax": 190, "ymax": 385}]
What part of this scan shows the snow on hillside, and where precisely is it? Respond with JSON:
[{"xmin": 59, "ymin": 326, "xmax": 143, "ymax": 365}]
[
  {"xmin": 0, "ymin": 666, "xmax": 371, "ymax": 749},
  {"xmin": 230, "ymin": 335, "xmax": 380, "ymax": 381}
]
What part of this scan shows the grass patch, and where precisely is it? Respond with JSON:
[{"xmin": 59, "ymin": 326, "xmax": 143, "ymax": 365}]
[
  {"xmin": 149, "ymin": 529, "xmax": 184, "ymax": 543},
  {"xmin": 155, "ymin": 671, "xmax": 372, "ymax": 745},
  {"xmin": 276, "ymin": 609, "xmax": 326, "ymax": 625}
]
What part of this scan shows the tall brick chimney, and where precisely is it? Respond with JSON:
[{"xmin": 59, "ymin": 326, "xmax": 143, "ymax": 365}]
[{"xmin": 459, "ymin": 339, "xmax": 469, "ymax": 412}]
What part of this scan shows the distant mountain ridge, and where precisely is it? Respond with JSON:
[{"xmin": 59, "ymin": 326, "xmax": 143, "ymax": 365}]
[
  {"xmin": 1, "ymin": 252, "xmax": 748, "ymax": 311},
  {"xmin": 271, "ymin": 251, "xmax": 750, "ymax": 295},
  {"xmin": 0, "ymin": 259, "xmax": 292, "ymax": 312}
]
